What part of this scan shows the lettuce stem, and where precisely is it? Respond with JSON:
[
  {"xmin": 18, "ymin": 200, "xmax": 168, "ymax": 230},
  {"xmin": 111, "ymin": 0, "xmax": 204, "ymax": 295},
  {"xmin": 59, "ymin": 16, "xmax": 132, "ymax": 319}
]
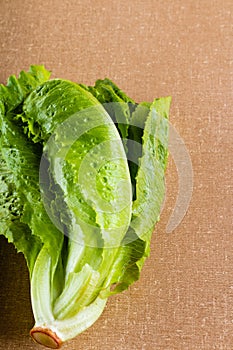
[{"xmin": 30, "ymin": 327, "xmax": 62, "ymax": 349}]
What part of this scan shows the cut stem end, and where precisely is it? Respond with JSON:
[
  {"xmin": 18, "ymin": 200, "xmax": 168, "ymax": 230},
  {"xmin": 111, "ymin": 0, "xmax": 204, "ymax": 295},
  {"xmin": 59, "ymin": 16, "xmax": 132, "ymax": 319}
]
[{"xmin": 30, "ymin": 327, "xmax": 63, "ymax": 349}]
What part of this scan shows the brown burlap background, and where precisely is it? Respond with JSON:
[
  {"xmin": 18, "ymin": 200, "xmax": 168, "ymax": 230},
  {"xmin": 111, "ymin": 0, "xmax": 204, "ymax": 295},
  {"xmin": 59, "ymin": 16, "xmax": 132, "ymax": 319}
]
[{"xmin": 0, "ymin": 1, "xmax": 232, "ymax": 349}]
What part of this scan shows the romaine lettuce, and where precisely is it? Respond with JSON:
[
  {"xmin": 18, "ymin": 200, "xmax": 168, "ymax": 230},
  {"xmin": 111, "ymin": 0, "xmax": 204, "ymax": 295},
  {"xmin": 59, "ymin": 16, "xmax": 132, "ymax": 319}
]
[{"xmin": 0, "ymin": 66, "xmax": 171, "ymax": 348}]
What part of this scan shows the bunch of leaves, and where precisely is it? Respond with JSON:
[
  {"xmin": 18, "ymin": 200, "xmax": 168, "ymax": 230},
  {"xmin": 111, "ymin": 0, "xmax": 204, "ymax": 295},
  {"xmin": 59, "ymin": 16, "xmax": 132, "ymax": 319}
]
[{"xmin": 0, "ymin": 66, "xmax": 171, "ymax": 348}]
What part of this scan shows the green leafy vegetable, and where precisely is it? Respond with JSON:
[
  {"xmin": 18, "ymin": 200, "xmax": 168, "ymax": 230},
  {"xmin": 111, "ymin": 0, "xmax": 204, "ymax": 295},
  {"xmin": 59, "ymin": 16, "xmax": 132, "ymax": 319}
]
[{"xmin": 0, "ymin": 66, "xmax": 171, "ymax": 349}]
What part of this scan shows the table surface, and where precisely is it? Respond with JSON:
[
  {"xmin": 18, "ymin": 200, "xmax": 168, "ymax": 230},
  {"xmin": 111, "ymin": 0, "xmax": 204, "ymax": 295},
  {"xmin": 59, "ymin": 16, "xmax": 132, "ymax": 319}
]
[{"xmin": 0, "ymin": 1, "xmax": 232, "ymax": 349}]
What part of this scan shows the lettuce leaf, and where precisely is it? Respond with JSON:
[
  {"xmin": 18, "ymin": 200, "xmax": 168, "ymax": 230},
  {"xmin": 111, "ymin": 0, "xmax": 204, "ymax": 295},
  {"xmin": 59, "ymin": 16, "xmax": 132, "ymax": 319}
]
[{"xmin": 0, "ymin": 65, "xmax": 61, "ymax": 276}]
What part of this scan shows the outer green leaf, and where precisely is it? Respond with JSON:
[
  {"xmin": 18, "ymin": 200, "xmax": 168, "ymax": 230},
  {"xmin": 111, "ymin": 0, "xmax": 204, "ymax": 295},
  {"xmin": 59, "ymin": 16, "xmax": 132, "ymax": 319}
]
[
  {"xmin": 20, "ymin": 79, "xmax": 133, "ymax": 333},
  {"xmin": 81, "ymin": 78, "xmax": 135, "ymax": 142},
  {"xmin": 0, "ymin": 65, "xmax": 50, "ymax": 113},
  {"xmin": 102, "ymin": 97, "xmax": 171, "ymax": 295},
  {"xmin": 0, "ymin": 66, "xmax": 59, "ymax": 276}
]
